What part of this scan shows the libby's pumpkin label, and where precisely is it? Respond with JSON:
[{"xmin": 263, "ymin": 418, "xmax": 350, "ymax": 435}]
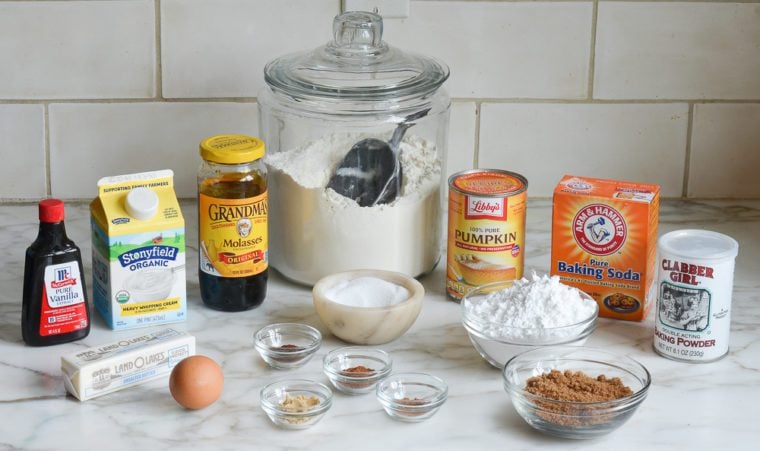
[{"xmin": 446, "ymin": 170, "xmax": 528, "ymax": 301}]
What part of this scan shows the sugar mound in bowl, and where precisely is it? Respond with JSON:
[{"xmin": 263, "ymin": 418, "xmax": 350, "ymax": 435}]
[{"xmin": 461, "ymin": 273, "xmax": 599, "ymax": 368}]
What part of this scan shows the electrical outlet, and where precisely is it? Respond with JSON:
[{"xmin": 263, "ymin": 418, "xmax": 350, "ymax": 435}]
[{"xmin": 343, "ymin": 0, "xmax": 410, "ymax": 19}]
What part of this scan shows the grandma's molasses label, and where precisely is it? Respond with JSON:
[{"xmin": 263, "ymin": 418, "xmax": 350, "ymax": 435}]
[{"xmin": 199, "ymin": 193, "xmax": 268, "ymax": 278}]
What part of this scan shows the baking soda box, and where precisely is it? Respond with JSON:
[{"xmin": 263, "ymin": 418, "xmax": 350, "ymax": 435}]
[
  {"xmin": 550, "ymin": 175, "xmax": 660, "ymax": 321},
  {"xmin": 90, "ymin": 170, "xmax": 186, "ymax": 330}
]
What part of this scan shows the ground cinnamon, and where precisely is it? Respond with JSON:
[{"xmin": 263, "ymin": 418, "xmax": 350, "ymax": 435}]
[
  {"xmin": 337, "ymin": 365, "xmax": 376, "ymax": 390},
  {"xmin": 395, "ymin": 397, "xmax": 429, "ymax": 417},
  {"xmin": 273, "ymin": 344, "xmax": 304, "ymax": 352},
  {"xmin": 340, "ymin": 365, "xmax": 375, "ymax": 376},
  {"xmin": 398, "ymin": 397, "xmax": 427, "ymax": 406},
  {"xmin": 524, "ymin": 369, "xmax": 633, "ymax": 427},
  {"xmin": 270, "ymin": 344, "xmax": 305, "ymax": 363}
]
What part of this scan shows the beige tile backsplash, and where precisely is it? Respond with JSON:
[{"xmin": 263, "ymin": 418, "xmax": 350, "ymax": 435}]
[
  {"xmin": 689, "ymin": 104, "xmax": 760, "ymax": 198},
  {"xmin": 161, "ymin": 0, "xmax": 338, "ymax": 98},
  {"xmin": 0, "ymin": 1, "xmax": 155, "ymax": 100},
  {"xmin": 479, "ymin": 103, "xmax": 689, "ymax": 198},
  {"xmin": 384, "ymin": 2, "xmax": 593, "ymax": 99},
  {"xmin": 0, "ymin": 105, "xmax": 46, "ymax": 199},
  {"xmin": 595, "ymin": 3, "xmax": 760, "ymax": 100},
  {"xmin": 1, "ymin": 0, "xmax": 758, "ymax": 200},
  {"xmin": 49, "ymin": 103, "xmax": 258, "ymax": 198}
]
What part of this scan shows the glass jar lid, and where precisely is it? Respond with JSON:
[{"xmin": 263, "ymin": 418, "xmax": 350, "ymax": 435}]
[
  {"xmin": 264, "ymin": 11, "xmax": 449, "ymax": 102},
  {"xmin": 200, "ymin": 135, "xmax": 265, "ymax": 164}
]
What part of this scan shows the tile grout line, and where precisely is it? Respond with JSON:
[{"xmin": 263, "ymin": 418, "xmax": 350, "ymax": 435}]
[
  {"xmin": 587, "ymin": 0, "xmax": 599, "ymax": 100},
  {"xmin": 682, "ymin": 103, "xmax": 695, "ymax": 199},
  {"xmin": 2, "ymin": 0, "xmax": 760, "ymax": 2},
  {"xmin": 473, "ymin": 102, "xmax": 482, "ymax": 168},
  {"xmin": 155, "ymin": 0, "xmax": 163, "ymax": 100},
  {"xmin": 0, "ymin": 98, "xmax": 259, "ymax": 104},
  {"xmin": 2, "ymin": 98, "xmax": 760, "ymax": 105},
  {"xmin": 43, "ymin": 104, "xmax": 51, "ymax": 196}
]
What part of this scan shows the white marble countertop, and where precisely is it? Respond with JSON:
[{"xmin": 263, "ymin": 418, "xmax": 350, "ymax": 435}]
[{"xmin": 1, "ymin": 199, "xmax": 758, "ymax": 450}]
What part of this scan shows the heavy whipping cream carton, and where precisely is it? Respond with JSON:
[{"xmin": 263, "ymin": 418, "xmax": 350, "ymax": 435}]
[
  {"xmin": 91, "ymin": 170, "xmax": 186, "ymax": 330},
  {"xmin": 551, "ymin": 175, "xmax": 660, "ymax": 321}
]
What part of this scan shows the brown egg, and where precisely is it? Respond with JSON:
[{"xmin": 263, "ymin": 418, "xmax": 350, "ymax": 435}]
[{"xmin": 169, "ymin": 355, "xmax": 224, "ymax": 410}]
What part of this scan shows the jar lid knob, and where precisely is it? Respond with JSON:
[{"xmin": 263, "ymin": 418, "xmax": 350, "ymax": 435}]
[{"xmin": 332, "ymin": 11, "xmax": 383, "ymax": 50}]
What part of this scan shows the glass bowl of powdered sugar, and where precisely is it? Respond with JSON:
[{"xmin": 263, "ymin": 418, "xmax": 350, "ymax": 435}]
[{"xmin": 461, "ymin": 273, "xmax": 598, "ymax": 368}]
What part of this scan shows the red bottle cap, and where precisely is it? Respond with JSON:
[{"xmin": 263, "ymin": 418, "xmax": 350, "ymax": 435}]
[{"xmin": 39, "ymin": 199, "xmax": 65, "ymax": 223}]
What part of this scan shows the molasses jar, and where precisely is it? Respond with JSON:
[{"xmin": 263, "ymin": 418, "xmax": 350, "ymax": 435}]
[
  {"xmin": 198, "ymin": 135, "xmax": 268, "ymax": 311},
  {"xmin": 259, "ymin": 11, "xmax": 450, "ymax": 285}
]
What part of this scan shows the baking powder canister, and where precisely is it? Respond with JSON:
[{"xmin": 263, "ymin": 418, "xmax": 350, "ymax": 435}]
[
  {"xmin": 654, "ymin": 229, "xmax": 739, "ymax": 363},
  {"xmin": 446, "ymin": 169, "xmax": 527, "ymax": 301}
]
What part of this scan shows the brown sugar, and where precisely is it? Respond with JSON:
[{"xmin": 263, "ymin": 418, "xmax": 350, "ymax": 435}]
[
  {"xmin": 526, "ymin": 369, "xmax": 633, "ymax": 402},
  {"xmin": 524, "ymin": 369, "xmax": 634, "ymax": 427}
]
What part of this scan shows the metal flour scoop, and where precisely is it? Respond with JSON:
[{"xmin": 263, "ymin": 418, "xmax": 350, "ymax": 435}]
[{"xmin": 327, "ymin": 108, "xmax": 430, "ymax": 207}]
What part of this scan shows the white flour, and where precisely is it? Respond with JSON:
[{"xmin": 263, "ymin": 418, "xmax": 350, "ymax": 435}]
[
  {"xmin": 466, "ymin": 273, "xmax": 597, "ymax": 340},
  {"xmin": 266, "ymin": 133, "xmax": 441, "ymax": 285},
  {"xmin": 324, "ymin": 277, "xmax": 410, "ymax": 308}
]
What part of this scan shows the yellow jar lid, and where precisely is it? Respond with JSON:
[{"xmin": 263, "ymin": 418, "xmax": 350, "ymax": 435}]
[{"xmin": 200, "ymin": 134, "xmax": 265, "ymax": 164}]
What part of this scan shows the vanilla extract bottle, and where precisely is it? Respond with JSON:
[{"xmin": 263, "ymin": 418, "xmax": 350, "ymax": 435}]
[{"xmin": 22, "ymin": 199, "xmax": 90, "ymax": 346}]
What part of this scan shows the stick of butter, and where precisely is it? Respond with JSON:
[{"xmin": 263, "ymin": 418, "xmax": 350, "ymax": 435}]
[{"xmin": 61, "ymin": 328, "xmax": 195, "ymax": 401}]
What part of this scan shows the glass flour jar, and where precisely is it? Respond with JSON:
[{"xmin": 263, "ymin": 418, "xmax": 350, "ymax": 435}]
[{"xmin": 259, "ymin": 11, "xmax": 450, "ymax": 285}]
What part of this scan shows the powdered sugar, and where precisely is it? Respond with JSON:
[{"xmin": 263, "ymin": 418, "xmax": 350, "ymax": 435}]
[{"xmin": 465, "ymin": 273, "xmax": 597, "ymax": 340}]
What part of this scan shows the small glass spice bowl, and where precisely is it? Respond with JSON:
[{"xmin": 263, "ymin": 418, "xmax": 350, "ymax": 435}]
[
  {"xmin": 462, "ymin": 281, "xmax": 598, "ymax": 369},
  {"xmin": 503, "ymin": 346, "xmax": 651, "ymax": 439},
  {"xmin": 323, "ymin": 347, "xmax": 392, "ymax": 395},
  {"xmin": 376, "ymin": 372, "xmax": 448, "ymax": 422},
  {"xmin": 254, "ymin": 323, "xmax": 322, "ymax": 370},
  {"xmin": 260, "ymin": 379, "xmax": 333, "ymax": 429}
]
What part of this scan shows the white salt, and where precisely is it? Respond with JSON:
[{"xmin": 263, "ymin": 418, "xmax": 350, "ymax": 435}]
[{"xmin": 325, "ymin": 277, "xmax": 410, "ymax": 308}]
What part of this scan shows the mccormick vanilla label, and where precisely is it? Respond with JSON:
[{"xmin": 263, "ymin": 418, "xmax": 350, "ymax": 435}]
[
  {"xmin": 90, "ymin": 170, "xmax": 186, "ymax": 330},
  {"xmin": 446, "ymin": 170, "xmax": 528, "ymax": 301},
  {"xmin": 654, "ymin": 230, "xmax": 738, "ymax": 362},
  {"xmin": 40, "ymin": 262, "xmax": 88, "ymax": 336},
  {"xmin": 551, "ymin": 175, "xmax": 660, "ymax": 321}
]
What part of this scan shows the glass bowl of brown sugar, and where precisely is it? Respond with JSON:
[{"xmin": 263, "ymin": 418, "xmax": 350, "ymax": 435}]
[
  {"xmin": 323, "ymin": 347, "xmax": 392, "ymax": 395},
  {"xmin": 502, "ymin": 346, "xmax": 651, "ymax": 439}
]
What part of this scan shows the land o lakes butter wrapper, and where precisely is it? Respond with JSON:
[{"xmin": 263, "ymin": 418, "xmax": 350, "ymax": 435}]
[{"xmin": 61, "ymin": 328, "xmax": 195, "ymax": 401}]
